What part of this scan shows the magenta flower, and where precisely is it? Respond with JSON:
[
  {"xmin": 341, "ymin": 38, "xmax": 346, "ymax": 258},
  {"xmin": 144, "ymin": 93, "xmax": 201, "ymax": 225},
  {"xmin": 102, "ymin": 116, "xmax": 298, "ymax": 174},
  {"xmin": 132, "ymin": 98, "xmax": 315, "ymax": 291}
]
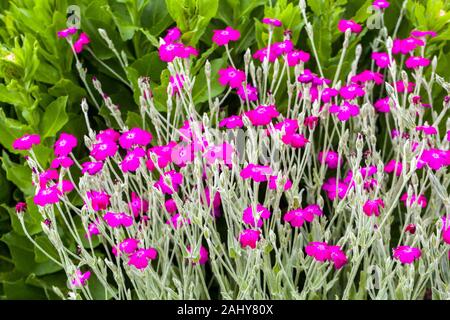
[
  {"xmin": 51, "ymin": 156, "xmax": 74, "ymax": 169},
  {"xmin": 240, "ymin": 164, "xmax": 273, "ymax": 182},
  {"xmin": 419, "ymin": 149, "xmax": 450, "ymax": 171},
  {"xmin": 442, "ymin": 216, "xmax": 450, "ymax": 245},
  {"xmin": 384, "ymin": 159, "xmax": 403, "ymax": 176},
  {"xmin": 364, "ymin": 178, "xmax": 378, "ymax": 191},
  {"xmin": 321, "ymin": 88, "xmax": 339, "ymax": 103},
  {"xmin": 90, "ymin": 140, "xmax": 118, "ymax": 161},
  {"xmin": 318, "ymin": 151, "xmax": 340, "ymax": 169},
  {"xmin": 120, "ymin": 147, "xmax": 146, "ymax": 172},
  {"xmin": 415, "ymin": 125, "xmax": 437, "ymax": 135},
  {"xmin": 71, "ymin": 270, "xmax": 91, "ymax": 287},
  {"xmin": 54, "ymin": 133, "xmax": 77, "ymax": 156},
  {"xmin": 371, "ymin": 52, "xmax": 390, "ymax": 68},
  {"xmin": 337, "ymin": 20, "xmax": 362, "ymax": 33},
  {"xmin": 305, "ymin": 242, "xmax": 348, "ymax": 269},
  {"xmin": 169, "ymin": 74, "xmax": 185, "ymax": 95},
  {"xmin": 328, "ymin": 246, "xmax": 348, "ymax": 269},
  {"xmin": 205, "ymin": 143, "xmax": 234, "ymax": 166},
  {"xmin": 405, "ymin": 56, "xmax": 430, "ymax": 69},
  {"xmin": 239, "ymin": 229, "xmax": 261, "ymax": 249},
  {"xmin": 281, "ymin": 133, "xmax": 309, "ymax": 148},
  {"xmin": 73, "ymin": 32, "xmax": 90, "ymax": 53},
  {"xmin": 304, "ymin": 204, "xmax": 323, "ymax": 218},
  {"xmin": 166, "ymin": 213, "xmax": 191, "ymax": 229},
  {"xmin": 393, "ymin": 246, "xmax": 421, "ymax": 264},
  {"xmin": 287, "ymin": 50, "xmax": 310, "ymax": 66},
  {"xmin": 202, "ymin": 187, "xmax": 221, "ymax": 209},
  {"xmin": 360, "ymin": 165, "xmax": 377, "ymax": 179},
  {"xmin": 39, "ymin": 169, "xmax": 59, "ymax": 187},
  {"xmin": 372, "ymin": 0, "xmax": 390, "ymax": 9},
  {"xmin": 119, "ymin": 128, "xmax": 152, "ymax": 149},
  {"xmin": 268, "ymin": 175, "xmax": 292, "ymax": 191},
  {"xmin": 171, "ymin": 143, "xmax": 195, "ymax": 167},
  {"xmin": 15, "ymin": 202, "xmax": 27, "ymax": 214},
  {"xmin": 103, "ymin": 212, "xmax": 134, "ymax": 228},
  {"xmin": 306, "ymin": 242, "xmax": 331, "ymax": 262},
  {"xmin": 57, "ymin": 27, "xmax": 77, "ymax": 38},
  {"xmin": 253, "ymin": 47, "xmax": 277, "ymax": 63},
  {"xmin": 59, "ymin": 180, "xmax": 74, "ymax": 194},
  {"xmin": 395, "ymin": 80, "xmax": 415, "ymax": 93},
  {"xmin": 154, "ymin": 170, "xmax": 183, "ymax": 195},
  {"xmin": 242, "ymin": 204, "xmax": 271, "ymax": 227},
  {"xmin": 128, "ymin": 192, "xmax": 149, "ymax": 217},
  {"xmin": 164, "ymin": 199, "xmax": 178, "ymax": 214},
  {"xmin": 96, "ymin": 128, "xmax": 120, "ymax": 142},
  {"xmin": 86, "ymin": 190, "xmax": 110, "ymax": 211},
  {"xmin": 322, "ymin": 178, "xmax": 349, "ymax": 200},
  {"xmin": 112, "ymin": 238, "xmax": 140, "ymax": 256},
  {"xmin": 180, "ymin": 45, "xmax": 199, "ymax": 59},
  {"xmin": 187, "ymin": 245, "xmax": 209, "ymax": 265},
  {"xmin": 304, "ymin": 116, "xmax": 319, "ymax": 129},
  {"xmin": 237, "ymin": 84, "xmax": 258, "ymax": 101},
  {"xmin": 405, "ymin": 223, "xmax": 416, "ymax": 235},
  {"xmin": 400, "ymin": 193, "xmax": 427, "ymax": 208},
  {"xmin": 212, "ymin": 26, "xmax": 240, "ymax": 46},
  {"xmin": 297, "ymin": 69, "xmax": 316, "ymax": 83},
  {"xmin": 273, "ymin": 119, "xmax": 299, "ymax": 135},
  {"xmin": 13, "ymin": 134, "xmax": 41, "ymax": 150},
  {"xmin": 392, "ymin": 37, "xmax": 424, "ymax": 55},
  {"xmin": 271, "ymin": 40, "xmax": 294, "ymax": 56},
  {"xmin": 284, "ymin": 208, "xmax": 310, "ymax": 228},
  {"xmin": 81, "ymin": 161, "xmax": 104, "ymax": 175},
  {"xmin": 339, "ymin": 84, "xmax": 365, "ymax": 100},
  {"xmin": 363, "ymin": 199, "xmax": 385, "ymax": 217},
  {"xmin": 262, "ymin": 18, "xmax": 282, "ymax": 27},
  {"xmin": 218, "ymin": 67, "xmax": 246, "ymax": 88},
  {"xmin": 33, "ymin": 186, "xmax": 61, "ymax": 207},
  {"xmin": 163, "ymin": 27, "xmax": 181, "ymax": 43},
  {"xmin": 158, "ymin": 42, "xmax": 183, "ymax": 62},
  {"xmin": 164, "ymin": 198, "xmax": 178, "ymax": 214},
  {"xmin": 146, "ymin": 141, "xmax": 176, "ymax": 170},
  {"xmin": 374, "ymin": 97, "xmax": 391, "ymax": 113},
  {"xmin": 351, "ymin": 70, "xmax": 383, "ymax": 85},
  {"xmin": 329, "ymin": 102, "xmax": 360, "ymax": 121},
  {"xmin": 245, "ymin": 105, "xmax": 279, "ymax": 126},
  {"xmin": 85, "ymin": 220, "xmax": 100, "ymax": 238},
  {"xmin": 128, "ymin": 248, "xmax": 158, "ymax": 269},
  {"xmin": 219, "ymin": 115, "xmax": 244, "ymax": 129}
]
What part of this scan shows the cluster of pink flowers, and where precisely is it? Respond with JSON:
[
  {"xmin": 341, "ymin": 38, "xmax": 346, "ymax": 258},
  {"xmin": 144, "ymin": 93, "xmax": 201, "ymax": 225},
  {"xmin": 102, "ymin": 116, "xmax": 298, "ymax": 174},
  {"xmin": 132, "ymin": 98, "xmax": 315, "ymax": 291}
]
[
  {"xmin": 284, "ymin": 204, "xmax": 323, "ymax": 228},
  {"xmin": 57, "ymin": 27, "xmax": 90, "ymax": 53},
  {"xmin": 393, "ymin": 246, "xmax": 421, "ymax": 264},
  {"xmin": 159, "ymin": 27, "xmax": 198, "ymax": 62},
  {"xmin": 306, "ymin": 242, "xmax": 348, "ymax": 269},
  {"xmin": 29, "ymin": 16, "xmax": 450, "ymax": 292}
]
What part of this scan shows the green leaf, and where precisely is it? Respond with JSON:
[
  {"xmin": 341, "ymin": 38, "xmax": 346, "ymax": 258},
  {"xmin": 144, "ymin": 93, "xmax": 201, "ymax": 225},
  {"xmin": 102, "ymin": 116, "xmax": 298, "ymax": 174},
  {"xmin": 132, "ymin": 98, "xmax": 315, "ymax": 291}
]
[
  {"xmin": 3, "ymin": 278, "xmax": 47, "ymax": 300},
  {"xmin": 39, "ymin": 96, "xmax": 69, "ymax": 138},
  {"xmin": 0, "ymin": 231, "xmax": 62, "ymax": 276},
  {"xmin": 48, "ymin": 79, "xmax": 87, "ymax": 106},
  {"xmin": 3, "ymin": 201, "xmax": 42, "ymax": 237},
  {"xmin": 141, "ymin": 0, "xmax": 173, "ymax": 36},
  {"xmin": 126, "ymin": 111, "xmax": 143, "ymax": 129},
  {"xmin": 0, "ymin": 108, "xmax": 31, "ymax": 153},
  {"xmin": 165, "ymin": 0, "xmax": 219, "ymax": 45},
  {"xmin": 1, "ymin": 151, "xmax": 33, "ymax": 196},
  {"xmin": 34, "ymin": 235, "xmax": 59, "ymax": 263}
]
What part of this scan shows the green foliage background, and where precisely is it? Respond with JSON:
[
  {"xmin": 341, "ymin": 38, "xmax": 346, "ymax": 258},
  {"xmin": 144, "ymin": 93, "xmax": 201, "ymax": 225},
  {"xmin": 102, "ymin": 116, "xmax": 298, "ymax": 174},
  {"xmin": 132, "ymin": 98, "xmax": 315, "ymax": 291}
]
[{"xmin": 0, "ymin": 0, "xmax": 448, "ymax": 299}]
